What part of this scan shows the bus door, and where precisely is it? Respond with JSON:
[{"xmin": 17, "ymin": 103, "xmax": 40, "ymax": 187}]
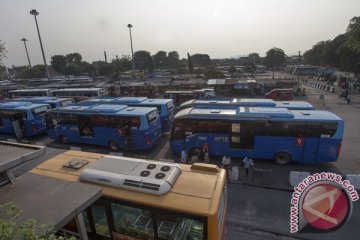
[
  {"xmin": 299, "ymin": 137, "xmax": 319, "ymax": 164},
  {"xmin": 230, "ymin": 122, "xmax": 255, "ymax": 150},
  {"xmin": 11, "ymin": 113, "xmax": 24, "ymax": 139},
  {"xmin": 78, "ymin": 116, "xmax": 94, "ymax": 138}
]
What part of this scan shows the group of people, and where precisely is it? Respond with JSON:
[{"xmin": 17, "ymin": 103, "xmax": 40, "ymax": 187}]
[
  {"xmin": 181, "ymin": 146, "xmax": 254, "ymax": 179},
  {"xmin": 222, "ymin": 155, "xmax": 254, "ymax": 179}
]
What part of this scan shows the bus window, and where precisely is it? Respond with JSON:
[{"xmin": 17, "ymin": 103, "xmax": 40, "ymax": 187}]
[
  {"xmin": 90, "ymin": 204, "xmax": 110, "ymax": 238},
  {"xmin": 110, "ymin": 203, "xmax": 155, "ymax": 239}
]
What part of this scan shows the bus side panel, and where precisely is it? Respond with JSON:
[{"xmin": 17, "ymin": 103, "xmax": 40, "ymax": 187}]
[
  {"xmin": 253, "ymin": 136, "xmax": 303, "ymax": 162},
  {"xmin": 316, "ymin": 138, "xmax": 342, "ymax": 163},
  {"xmin": 169, "ymin": 139, "xmax": 183, "ymax": 155},
  {"xmin": 0, "ymin": 118, "xmax": 14, "ymax": 134}
]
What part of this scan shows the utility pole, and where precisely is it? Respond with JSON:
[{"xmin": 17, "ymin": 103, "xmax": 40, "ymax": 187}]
[
  {"xmin": 104, "ymin": 51, "xmax": 108, "ymax": 63},
  {"xmin": 20, "ymin": 38, "xmax": 32, "ymax": 67},
  {"xmin": 30, "ymin": 9, "xmax": 50, "ymax": 80},
  {"xmin": 127, "ymin": 24, "xmax": 135, "ymax": 77}
]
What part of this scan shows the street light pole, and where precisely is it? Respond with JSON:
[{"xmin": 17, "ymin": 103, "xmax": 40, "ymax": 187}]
[
  {"xmin": 20, "ymin": 38, "xmax": 32, "ymax": 67},
  {"xmin": 30, "ymin": 9, "xmax": 50, "ymax": 80},
  {"xmin": 127, "ymin": 24, "xmax": 135, "ymax": 77}
]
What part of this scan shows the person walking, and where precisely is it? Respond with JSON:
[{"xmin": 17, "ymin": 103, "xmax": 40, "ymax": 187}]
[
  {"xmin": 181, "ymin": 148, "xmax": 187, "ymax": 164},
  {"xmin": 347, "ymin": 93, "xmax": 351, "ymax": 105},
  {"xmin": 222, "ymin": 155, "xmax": 231, "ymax": 177},
  {"xmin": 242, "ymin": 156, "xmax": 254, "ymax": 176}
]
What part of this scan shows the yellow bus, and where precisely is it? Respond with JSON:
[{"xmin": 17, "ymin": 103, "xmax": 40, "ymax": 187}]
[{"xmin": 31, "ymin": 150, "xmax": 227, "ymax": 240}]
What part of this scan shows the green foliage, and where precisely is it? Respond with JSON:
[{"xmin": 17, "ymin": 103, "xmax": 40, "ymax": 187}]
[
  {"xmin": 153, "ymin": 51, "xmax": 167, "ymax": 69},
  {"xmin": 16, "ymin": 65, "xmax": 46, "ymax": 79},
  {"xmin": 205, "ymin": 65, "xmax": 224, "ymax": 79},
  {"xmin": 191, "ymin": 53, "xmax": 211, "ymax": 67},
  {"xmin": 51, "ymin": 55, "xmax": 67, "ymax": 73},
  {"xmin": 247, "ymin": 53, "xmax": 261, "ymax": 65},
  {"xmin": 264, "ymin": 47, "xmax": 286, "ymax": 69},
  {"xmin": 346, "ymin": 16, "xmax": 360, "ymax": 54},
  {"xmin": 134, "ymin": 50, "xmax": 153, "ymax": 71},
  {"xmin": 0, "ymin": 202, "xmax": 71, "ymax": 240},
  {"xmin": 303, "ymin": 16, "xmax": 360, "ymax": 75},
  {"xmin": 228, "ymin": 65, "xmax": 237, "ymax": 74},
  {"xmin": 167, "ymin": 51, "xmax": 180, "ymax": 69}
]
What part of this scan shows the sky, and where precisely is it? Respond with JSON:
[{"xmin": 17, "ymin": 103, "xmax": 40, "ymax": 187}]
[{"xmin": 1, "ymin": 0, "xmax": 360, "ymax": 67}]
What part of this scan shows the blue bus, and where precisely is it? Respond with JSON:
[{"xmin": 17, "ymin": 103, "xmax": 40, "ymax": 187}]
[
  {"xmin": 177, "ymin": 98, "xmax": 315, "ymax": 112},
  {"xmin": 0, "ymin": 101, "xmax": 50, "ymax": 138},
  {"xmin": 13, "ymin": 97, "xmax": 74, "ymax": 109},
  {"xmin": 45, "ymin": 104, "xmax": 161, "ymax": 151},
  {"xmin": 79, "ymin": 97, "xmax": 175, "ymax": 132},
  {"xmin": 170, "ymin": 107, "xmax": 343, "ymax": 165}
]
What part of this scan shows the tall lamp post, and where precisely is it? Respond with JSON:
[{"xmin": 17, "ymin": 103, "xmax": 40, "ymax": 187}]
[
  {"xmin": 127, "ymin": 24, "xmax": 135, "ymax": 77},
  {"xmin": 30, "ymin": 9, "xmax": 50, "ymax": 80},
  {"xmin": 20, "ymin": 38, "xmax": 32, "ymax": 67}
]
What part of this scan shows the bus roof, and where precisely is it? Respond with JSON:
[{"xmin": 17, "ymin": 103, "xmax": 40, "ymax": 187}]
[
  {"xmin": 57, "ymin": 104, "xmax": 157, "ymax": 115},
  {"xmin": 84, "ymin": 97, "xmax": 173, "ymax": 105},
  {"xmin": 9, "ymin": 88, "xmax": 50, "ymax": 93},
  {"xmin": 31, "ymin": 150, "xmax": 225, "ymax": 216},
  {"xmin": 0, "ymin": 101, "xmax": 49, "ymax": 110},
  {"xmin": 275, "ymin": 101, "xmax": 315, "ymax": 110},
  {"xmin": 175, "ymin": 107, "xmax": 342, "ymax": 121},
  {"xmin": 51, "ymin": 88, "xmax": 104, "ymax": 91}
]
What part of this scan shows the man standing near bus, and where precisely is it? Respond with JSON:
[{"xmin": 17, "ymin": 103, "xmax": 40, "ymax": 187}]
[
  {"xmin": 242, "ymin": 156, "xmax": 254, "ymax": 177},
  {"xmin": 222, "ymin": 155, "xmax": 231, "ymax": 177}
]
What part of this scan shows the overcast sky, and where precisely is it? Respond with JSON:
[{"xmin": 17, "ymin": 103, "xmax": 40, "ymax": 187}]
[{"xmin": 1, "ymin": 0, "xmax": 360, "ymax": 67}]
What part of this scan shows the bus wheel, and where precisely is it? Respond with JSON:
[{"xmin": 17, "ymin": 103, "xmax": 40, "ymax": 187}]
[
  {"xmin": 274, "ymin": 152, "xmax": 291, "ymax": 165},
  {"xmin": 109, "ymin": 140, "xmax": 119, "ymax": 151},
  {"xmin": 59, "ymin": 135, "xmax": 68, "ymax": 144}
]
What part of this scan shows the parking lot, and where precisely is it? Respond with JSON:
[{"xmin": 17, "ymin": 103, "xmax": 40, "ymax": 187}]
[{"xmin": 1, "ymin": 75, "xmax": 360, "ymax": 239}]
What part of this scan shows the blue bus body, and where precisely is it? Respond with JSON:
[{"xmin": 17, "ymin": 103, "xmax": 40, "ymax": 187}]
[
  {"xmin": 46, "ymin": 104, "xmax": 161, "ymax": 151},
  {"xmin": 0, "ymin": 101, "xmax": 50, "ymax": 136},
  {"xmin": 79, "ymin": 97, "xmax": 175, "ymax": 132},
  {"xmin": 178, "ymin": 98, "xmax": 314, "ymax": 112},
  {"xmin": 13, "ymin": 97, "xmax": 74, "ymax": 109},
  {"xmin": 170, "ymin": 107, "xmax": 343, "ymax": 164}
]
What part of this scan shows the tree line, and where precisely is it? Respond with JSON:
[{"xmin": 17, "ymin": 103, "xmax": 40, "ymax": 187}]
[{"xmin": 303, "ymin": 16, "xmax": 360, "ymax": 76}]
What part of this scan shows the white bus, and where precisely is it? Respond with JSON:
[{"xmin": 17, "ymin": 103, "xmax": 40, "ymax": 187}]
[
  {"xmin": 51, "ymin": 88, "xmax": 108, "ymax": 102},
  {"xmin": 8, "ymin": 89, "xmax": 52, "ymax": 98}
]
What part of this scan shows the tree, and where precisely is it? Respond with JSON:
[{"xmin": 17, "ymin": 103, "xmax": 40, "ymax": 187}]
[
  {"xmin": 0, "ymin": 202, "xmax": 70, "ymax": 240},
  {"xmin": 191, "ymin": 53, "xmax": 211, "ymax": 67},
  {"xmin": 229, "ymin": 65, "xmax": 237, "ymax": 75},
  {"xmin": 346, "ymin": 16, "xmax": 360, "ymax": 53},
  {"xmin": 134, "ymin": 50, "xmax": 153, "ymax": 71},
  {"xmin": 187, "ymin": 53, "xmax": 194, "ymax": 73},
  {"xmin": 65, "ymin": 53, "xmax": 82, "ymax": 65},
  {"xmin": 264, "ymin": 47, "xmax": 286, "ymax": 78},
  {"xmin": 153, "ymin": 51, "xmax": 167, "ymax": 69},
  {"xmin": 248, "ymin": 53, "xmax": 261, "ymax": 65},
  {"xmin": 16, "ymin": 65, "xmax": 46, "ymax": 79},
  {"xmin": 205, "ymin": 65, "xmax": 224, "ymax": 79},
  {"xmin": 51, "ymin": 55, "xmax": 67, "ymax": 74},
  {"xmin": 167, "ymin": 51, "xmax": 180, "ymax": 69},
  {"xmin": 303, "ymin": 41, "xmax": 330, "ymax": 65}
]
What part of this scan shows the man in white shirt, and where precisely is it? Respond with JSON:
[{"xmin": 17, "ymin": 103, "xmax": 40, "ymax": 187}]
[
  {"xmin": 222, "ymin": 155, "xmax": 231, "ymax": 177},
  {"xmin": 242, "ymin": 156, "xmax": 254, "ymax": 176},
  {"xmin": 181, "ymin": 149, "xmax": 187, "ymax": 163}
]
